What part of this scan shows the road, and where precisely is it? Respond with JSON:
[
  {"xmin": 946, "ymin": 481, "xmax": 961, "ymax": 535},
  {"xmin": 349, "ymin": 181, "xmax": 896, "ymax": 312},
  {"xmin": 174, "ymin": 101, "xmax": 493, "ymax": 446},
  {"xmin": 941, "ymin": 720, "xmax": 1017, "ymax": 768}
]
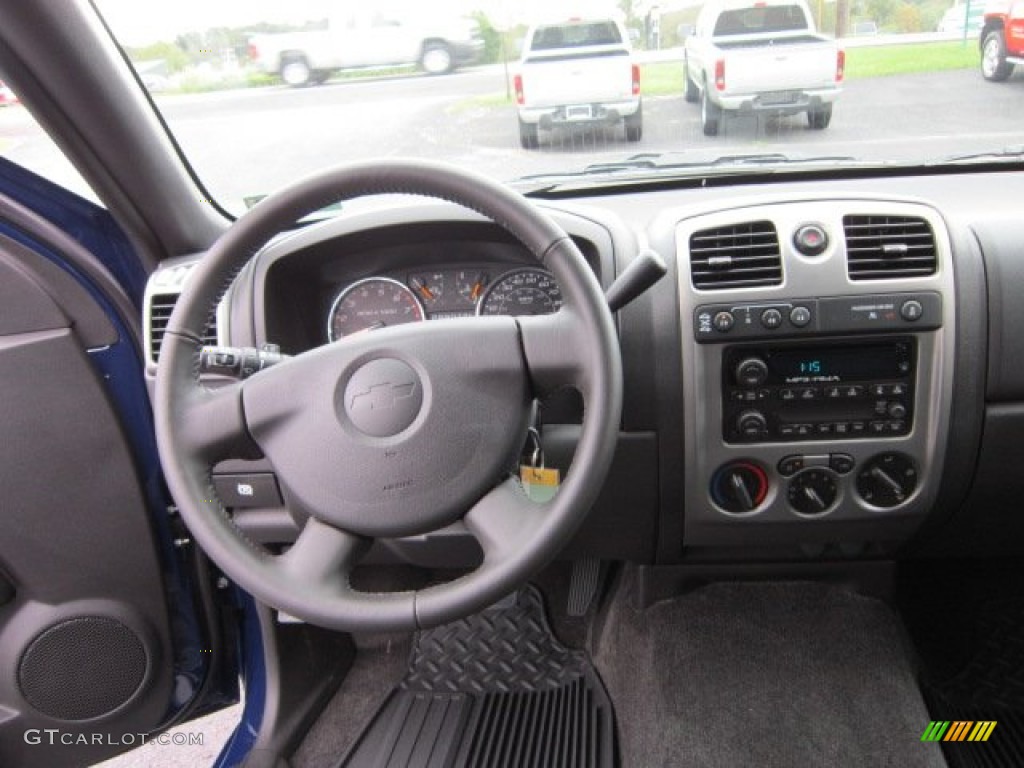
[{"xmin": 1, "ymin": 62, "xmax": 1024, "ymax": 208}]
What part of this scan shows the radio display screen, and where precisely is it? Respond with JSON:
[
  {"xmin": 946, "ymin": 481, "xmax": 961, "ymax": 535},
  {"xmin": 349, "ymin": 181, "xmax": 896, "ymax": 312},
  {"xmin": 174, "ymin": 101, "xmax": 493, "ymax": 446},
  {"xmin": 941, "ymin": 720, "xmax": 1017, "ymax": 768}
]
[{"xmin": 768, "ymin": 344, "xmax": 906, "ymax": 383}]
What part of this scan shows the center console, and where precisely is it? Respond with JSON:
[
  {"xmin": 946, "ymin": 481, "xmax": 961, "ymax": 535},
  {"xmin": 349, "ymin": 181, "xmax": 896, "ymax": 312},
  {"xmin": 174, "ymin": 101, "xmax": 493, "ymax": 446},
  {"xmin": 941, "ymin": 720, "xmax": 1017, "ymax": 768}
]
[{"xmin": 676, "ymin": 199, "xmax": 955, "ymax": 553}]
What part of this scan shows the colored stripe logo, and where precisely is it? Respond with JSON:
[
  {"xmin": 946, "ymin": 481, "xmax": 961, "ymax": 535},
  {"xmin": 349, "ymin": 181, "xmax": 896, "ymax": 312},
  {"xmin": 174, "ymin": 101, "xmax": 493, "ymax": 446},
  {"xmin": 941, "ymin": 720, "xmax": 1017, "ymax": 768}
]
[{"xmin": 921, "ymin": 721, "xmax": 997, "ymax": 742}]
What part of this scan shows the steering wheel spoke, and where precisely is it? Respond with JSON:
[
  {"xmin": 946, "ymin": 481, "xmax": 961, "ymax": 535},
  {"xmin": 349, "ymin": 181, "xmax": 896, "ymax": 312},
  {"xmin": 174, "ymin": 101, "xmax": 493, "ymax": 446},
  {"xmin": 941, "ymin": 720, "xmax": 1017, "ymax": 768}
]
[
  {"xmin": 463, "ymin": 477, "xmax": 546, "ymax": 563},
  {"xmin": 277, "ymin": 517, "xmax": 367, "ymax": 591},
  {"xmin": 178, "ymin": 381, "xmax": 260, "ymax": 463},
  {"xmin": 517, "ymin": 311, "xmax": 588, "ymax": 396}
]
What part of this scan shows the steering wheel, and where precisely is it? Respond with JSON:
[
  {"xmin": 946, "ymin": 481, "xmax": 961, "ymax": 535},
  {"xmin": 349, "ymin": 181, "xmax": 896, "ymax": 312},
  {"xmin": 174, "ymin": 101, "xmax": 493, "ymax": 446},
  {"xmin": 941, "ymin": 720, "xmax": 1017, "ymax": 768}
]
[{"xmin": 154, "ymin": 160, "xmax": 622, "ymax": 632}]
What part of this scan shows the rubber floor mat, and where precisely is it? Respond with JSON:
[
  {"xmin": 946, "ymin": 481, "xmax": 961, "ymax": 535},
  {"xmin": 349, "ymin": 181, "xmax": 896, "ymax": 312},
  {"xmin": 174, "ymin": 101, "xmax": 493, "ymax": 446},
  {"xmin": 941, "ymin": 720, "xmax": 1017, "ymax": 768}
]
[
  {"xmin": 339, "ymin": 586, "xmax": 615, "ymax": 768},
  {"xmin": 922, "ymin": 597, "xmax": 1024, "ymax": 768}
]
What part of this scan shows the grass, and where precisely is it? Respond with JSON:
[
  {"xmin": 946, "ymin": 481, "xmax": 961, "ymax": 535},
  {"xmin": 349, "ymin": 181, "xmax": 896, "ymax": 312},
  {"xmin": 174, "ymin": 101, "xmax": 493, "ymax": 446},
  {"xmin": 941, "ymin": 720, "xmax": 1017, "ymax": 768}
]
[
  {"xmin": 844, "ymin": 40, "xmax": 979, "ymax": 80},
  {"xmin": 639, "ymin": 62, "xmax": 685, "ymax": 95}
]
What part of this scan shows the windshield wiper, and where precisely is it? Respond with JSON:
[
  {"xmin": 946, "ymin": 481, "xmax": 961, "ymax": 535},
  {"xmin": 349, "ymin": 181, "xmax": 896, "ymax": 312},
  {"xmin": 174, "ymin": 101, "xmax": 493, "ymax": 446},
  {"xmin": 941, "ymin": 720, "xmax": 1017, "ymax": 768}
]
[
  {"xmin": 940, "ymin": 145, "xmax": 1024, "ymax": 164},
  {"xmin": 586, "ymin": 152, "xmax": 860, "ymax": 173},
  {"xmin": 515, "ymin": 151, "xmax": 864, "ymax": 184}
]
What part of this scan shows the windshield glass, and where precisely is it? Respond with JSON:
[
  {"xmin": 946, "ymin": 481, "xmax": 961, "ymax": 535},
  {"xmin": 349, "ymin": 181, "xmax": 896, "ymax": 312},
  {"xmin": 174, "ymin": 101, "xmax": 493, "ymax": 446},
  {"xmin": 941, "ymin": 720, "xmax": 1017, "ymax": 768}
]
[{"xmin": 88, "ymin": 0, "xmax": 1017, "ymax": 212}]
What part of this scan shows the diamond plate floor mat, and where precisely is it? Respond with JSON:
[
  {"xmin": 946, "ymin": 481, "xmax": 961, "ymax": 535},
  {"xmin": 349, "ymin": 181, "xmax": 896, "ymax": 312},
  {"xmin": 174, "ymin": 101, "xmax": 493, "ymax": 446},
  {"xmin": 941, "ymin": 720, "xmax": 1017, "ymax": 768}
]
[{"xmin": 339, "ymin": 586, "xmax": 616, "ymax": 768}]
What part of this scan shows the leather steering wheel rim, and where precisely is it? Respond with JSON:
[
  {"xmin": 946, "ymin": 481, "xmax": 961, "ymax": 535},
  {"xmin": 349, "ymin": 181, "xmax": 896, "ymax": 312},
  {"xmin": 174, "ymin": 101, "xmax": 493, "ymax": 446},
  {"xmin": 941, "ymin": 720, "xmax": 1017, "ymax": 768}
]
[{"xmin": 154, "ymin": 159, "xmax": 622, "ymax": 631}]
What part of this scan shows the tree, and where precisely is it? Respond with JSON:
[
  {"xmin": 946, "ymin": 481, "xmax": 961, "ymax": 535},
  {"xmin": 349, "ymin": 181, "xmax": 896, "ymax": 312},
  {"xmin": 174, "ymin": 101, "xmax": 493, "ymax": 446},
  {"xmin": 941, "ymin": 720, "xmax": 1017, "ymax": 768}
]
[
  {"xmin": 471, "ymin": 11, "xmax": 501, "ymax": 65},
  {"xmin": 894, "ymin": 3, "xmax": 923, "ymax": 31},
  {"xmin": 127, "ymin": 41, "xmax": 190, "ymax": 73}
]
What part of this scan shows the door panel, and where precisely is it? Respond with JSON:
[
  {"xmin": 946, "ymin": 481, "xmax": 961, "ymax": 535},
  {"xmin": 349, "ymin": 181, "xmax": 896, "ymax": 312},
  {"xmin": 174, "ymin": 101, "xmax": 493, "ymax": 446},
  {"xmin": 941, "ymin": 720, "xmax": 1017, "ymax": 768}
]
[{"xmin": 0, "ymin": 176, "xmax": 234, "ymax": 765}]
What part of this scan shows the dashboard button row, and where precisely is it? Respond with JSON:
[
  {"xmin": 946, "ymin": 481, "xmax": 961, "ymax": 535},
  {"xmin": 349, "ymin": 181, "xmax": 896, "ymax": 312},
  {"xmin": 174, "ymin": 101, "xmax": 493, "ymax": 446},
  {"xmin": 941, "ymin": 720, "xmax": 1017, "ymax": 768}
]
[
  {"xmin": 695, "ymin": 292, "xmax": 942, "ymax": 343},
  {"xmin": 778, "ymin": 453, "xmax": 855, "ymax": 477},
  {"xmin": 779, "ymin": 422, "xmax": 870, "ymax": 438},
  {"xmin": 730, "ymin": 385, "xmax": 908, "ymax": 403},
  {"xmin": 696, "ymin": 302, "xmax": 815, "ymax": 338}
]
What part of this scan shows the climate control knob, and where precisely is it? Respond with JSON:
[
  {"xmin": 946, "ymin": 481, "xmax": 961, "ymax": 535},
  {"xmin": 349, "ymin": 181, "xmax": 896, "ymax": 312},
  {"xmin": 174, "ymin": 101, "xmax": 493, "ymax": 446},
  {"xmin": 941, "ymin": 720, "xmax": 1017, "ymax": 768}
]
[
  {"xmin": 736, "ymin": 410, "xmax": 768, "ymax": 439},
  {"xmin": 735, "ymin": 357, "xmax": 769, "ymax": 388},
  {"xmin": 711, "ymin": 461, "xmax": 770, "ymax": 513},
  {"xmin": 788, "ymin": 468, "xmax": 839, "ymax": 516},
  {"xmin": 856, "ymin": 452, "xmax": 917, "ymax": 508}
]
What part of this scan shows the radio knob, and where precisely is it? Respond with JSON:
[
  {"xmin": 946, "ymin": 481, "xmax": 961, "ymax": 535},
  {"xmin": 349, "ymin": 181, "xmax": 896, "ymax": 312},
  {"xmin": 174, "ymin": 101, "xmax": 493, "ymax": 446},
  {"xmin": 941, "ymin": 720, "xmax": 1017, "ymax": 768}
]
[
  {"xmin": 887, "ymin": 402, "xmax": 907, "ymax": 419},
  {"xmin": 736, "ymin": 410, "xmax": 768, "ymax": 439},
  {"xmin": 735, "ymin": 357, "xmax": 769, "ymax": 387}
]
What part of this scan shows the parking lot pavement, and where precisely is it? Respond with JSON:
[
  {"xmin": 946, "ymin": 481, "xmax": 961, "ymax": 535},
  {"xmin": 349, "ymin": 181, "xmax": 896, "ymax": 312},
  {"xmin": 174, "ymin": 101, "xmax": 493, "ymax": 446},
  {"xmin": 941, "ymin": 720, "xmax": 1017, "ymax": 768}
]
[{"xmin": 3, "ymin": 65, "xmax": 1024, "ymax": 207}]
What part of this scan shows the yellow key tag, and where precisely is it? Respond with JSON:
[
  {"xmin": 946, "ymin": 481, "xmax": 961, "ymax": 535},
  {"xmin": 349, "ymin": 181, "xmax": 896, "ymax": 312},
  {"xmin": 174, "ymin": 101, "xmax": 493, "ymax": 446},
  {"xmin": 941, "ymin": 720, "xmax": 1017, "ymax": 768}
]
[{"xmin": 520, "ymin": 465, "xmax": 561, "ymax": 503}]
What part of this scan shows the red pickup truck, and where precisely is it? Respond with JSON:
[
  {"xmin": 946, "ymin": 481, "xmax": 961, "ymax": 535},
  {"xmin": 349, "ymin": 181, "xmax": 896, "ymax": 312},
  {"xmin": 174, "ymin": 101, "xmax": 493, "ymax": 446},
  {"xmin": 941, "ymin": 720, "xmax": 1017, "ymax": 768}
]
[{"xmin": 981, "ymin": 1, "xmax": 1024, "ymax": 81}]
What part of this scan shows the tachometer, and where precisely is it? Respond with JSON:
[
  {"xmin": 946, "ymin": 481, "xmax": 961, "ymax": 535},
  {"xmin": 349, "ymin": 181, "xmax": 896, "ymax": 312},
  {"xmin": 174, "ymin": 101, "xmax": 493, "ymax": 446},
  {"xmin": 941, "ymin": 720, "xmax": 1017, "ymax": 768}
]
[
  {"xmin": 327, "ymin": 277, "xmax": 425, "ymax": 341},
  {"xmin": 476, "ymin": 268, "xmax": 563, "ymax": 317}
]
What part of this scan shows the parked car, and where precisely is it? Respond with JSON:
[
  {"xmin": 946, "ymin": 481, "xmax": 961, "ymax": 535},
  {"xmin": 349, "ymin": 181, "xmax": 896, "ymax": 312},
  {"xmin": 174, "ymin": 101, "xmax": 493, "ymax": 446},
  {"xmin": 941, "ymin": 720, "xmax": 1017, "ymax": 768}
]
[
  {"xmin": 852, "ymin": 20, "xmax": 880, "ymax": 36},
  {"xmin": 249, "ymin": 9, "xmax": 483, "ymax": 86},
  {"xmin": 513, "ymin": 18, "xmax": 642, "ymax": 148},
  {"xmin": 684, "ymin": 0, "xmax": 844, "ymax": 135},
  {"xmin": 938, "ymin": 2, "xmax": 985, "ymax": 33},
  {"xmin": 981, "ymin": 1, "xmax": 1024, "ymax": 80}
]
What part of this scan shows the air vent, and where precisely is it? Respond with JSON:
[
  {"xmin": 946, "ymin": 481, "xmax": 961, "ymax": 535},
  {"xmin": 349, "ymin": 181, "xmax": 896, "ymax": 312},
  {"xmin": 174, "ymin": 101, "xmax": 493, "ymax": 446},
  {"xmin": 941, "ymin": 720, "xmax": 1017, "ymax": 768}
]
[
  {"xmin": 690, "ymin": 221, "xmax": 782, "ymax": 289},
  {"xmin": 843, "ymin": 215, "xmax": 937, "ymax": 280},
  {"xmin": 148, "ymin": 292, "xmax": 218, "ymax": 363}
]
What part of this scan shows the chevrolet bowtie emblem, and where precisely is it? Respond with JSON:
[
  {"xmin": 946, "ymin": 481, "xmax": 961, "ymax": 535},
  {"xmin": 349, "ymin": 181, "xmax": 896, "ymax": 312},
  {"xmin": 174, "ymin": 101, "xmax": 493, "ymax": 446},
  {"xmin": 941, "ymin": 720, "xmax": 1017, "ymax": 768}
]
[{"xmin": 349, "ymin": 381, "xmax": 417, "ymax": 412}]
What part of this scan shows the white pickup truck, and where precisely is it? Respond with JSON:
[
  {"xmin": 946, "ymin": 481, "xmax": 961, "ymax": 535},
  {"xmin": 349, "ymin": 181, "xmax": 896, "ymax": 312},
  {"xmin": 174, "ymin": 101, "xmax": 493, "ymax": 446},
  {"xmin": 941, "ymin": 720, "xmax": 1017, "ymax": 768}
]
[
  {"xmin": 683, "ymin": 0, "xmax": 843, "ymax": 136},
  {"xmin": 249, "ymin": 9, "xmax": 482, "ymax": 86},
  {"xmin": 513, "ymin": 18, "xmax": 642, "ymax": 149}
]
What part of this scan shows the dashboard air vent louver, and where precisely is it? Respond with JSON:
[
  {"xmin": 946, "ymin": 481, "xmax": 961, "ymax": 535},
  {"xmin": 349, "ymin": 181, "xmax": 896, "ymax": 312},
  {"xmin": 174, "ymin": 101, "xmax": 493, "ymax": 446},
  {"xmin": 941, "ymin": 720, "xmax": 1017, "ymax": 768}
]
[
  {"xmin": 843, "ymin": 214, "xmax": 937, "ymax": 280},
  {"xmin": 689, "ymin": 220, "xmax": 782, "ymax": 290},
  {"xmin": 149, "ymin": 292, "xmax": 218, "ymax": 363}
]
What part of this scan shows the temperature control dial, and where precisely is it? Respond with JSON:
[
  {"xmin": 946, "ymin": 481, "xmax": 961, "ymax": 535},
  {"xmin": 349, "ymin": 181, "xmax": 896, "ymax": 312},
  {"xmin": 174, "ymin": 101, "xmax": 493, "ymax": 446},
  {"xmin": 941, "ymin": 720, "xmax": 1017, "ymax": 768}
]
[
  {"xmin": 711, "ymin": 461, "xmax": 769, "ymax": 514},
  {"xmin": 788, "ymin": 468, "xmax": 839, "ymax": 516},
  {"xmin": 856, "ymin": 452, "xmax": 917, "ymax": 508}
]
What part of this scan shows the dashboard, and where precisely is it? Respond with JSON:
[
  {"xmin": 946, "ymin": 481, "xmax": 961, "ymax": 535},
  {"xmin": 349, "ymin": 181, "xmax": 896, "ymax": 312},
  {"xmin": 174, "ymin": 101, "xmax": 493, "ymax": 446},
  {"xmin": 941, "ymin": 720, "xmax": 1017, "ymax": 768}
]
[{"xmin": 143, "ymin": 171, "xmax": 1024, "ymax": 566}]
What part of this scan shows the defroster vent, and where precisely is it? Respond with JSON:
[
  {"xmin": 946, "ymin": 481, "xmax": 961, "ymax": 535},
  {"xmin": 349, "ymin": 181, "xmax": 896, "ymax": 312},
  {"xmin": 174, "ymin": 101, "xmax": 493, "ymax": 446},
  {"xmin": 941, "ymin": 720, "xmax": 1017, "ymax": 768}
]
[
  {"xmin": 690, "ymin": 220, "xmax": 782, "ymax": 289},
  {"xmin": 148, "ymin": 292, "xmax": 218, "ymax": 363},
  {"xmin": 844, "ymin": 214, "xmax": 937, "ymax": 280}
]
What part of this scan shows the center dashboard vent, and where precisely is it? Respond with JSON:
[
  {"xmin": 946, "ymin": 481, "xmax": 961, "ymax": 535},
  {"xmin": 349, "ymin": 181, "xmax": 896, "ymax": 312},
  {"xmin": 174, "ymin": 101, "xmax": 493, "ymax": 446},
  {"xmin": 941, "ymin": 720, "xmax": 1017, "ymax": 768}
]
[
  {"xmin": 689, "ymin": 220, "xmax": 782, "ymax": 290},
  {"xmin": 148, "ymin": 292, "xmax": 218, "ymax": 363},
  {"xmin": 843, "ymin": 214, "xmax": 937, "ymax": 280}
]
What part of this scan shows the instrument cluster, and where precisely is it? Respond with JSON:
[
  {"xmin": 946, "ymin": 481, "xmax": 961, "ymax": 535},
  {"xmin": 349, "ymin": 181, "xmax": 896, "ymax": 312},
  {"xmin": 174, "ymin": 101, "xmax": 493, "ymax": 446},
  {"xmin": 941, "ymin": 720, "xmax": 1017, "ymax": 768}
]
[{"xmin": 326, "ymin": 265, "xmax": 563, "ymax": 340}]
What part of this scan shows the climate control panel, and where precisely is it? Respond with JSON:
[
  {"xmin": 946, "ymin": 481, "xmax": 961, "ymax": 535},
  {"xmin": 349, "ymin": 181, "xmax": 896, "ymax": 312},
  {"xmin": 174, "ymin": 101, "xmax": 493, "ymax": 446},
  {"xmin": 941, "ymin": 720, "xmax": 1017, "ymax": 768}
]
[{"xmin": 710, "ymin": 452, "xmax": 919, "ymax": 517}]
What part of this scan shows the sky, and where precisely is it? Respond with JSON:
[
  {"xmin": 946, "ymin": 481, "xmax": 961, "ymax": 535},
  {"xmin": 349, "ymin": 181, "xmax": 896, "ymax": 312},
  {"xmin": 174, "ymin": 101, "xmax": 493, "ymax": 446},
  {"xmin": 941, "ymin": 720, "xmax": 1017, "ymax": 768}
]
[{"xmin": 93, "ymin": 0, "xmax": 634, "ymax": 46}]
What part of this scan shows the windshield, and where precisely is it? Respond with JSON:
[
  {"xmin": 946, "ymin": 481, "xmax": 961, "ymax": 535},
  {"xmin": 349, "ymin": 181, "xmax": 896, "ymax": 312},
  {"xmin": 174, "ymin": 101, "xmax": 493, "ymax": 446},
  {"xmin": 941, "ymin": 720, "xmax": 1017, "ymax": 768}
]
[{"xmin": 84, "ymin": 0, "xmax": 1017, "ymax": 212}]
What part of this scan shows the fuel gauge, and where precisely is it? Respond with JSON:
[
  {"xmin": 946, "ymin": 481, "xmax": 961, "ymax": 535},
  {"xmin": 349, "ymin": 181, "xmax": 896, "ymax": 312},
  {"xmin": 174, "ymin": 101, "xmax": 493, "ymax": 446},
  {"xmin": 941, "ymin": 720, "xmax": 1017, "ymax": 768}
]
[
  {"xmin": 409, "ymin": 273, "xmax": 445, "ymax": 305},
  {"xmin": 456, "ymin": 270, "xmax": 489, "ymax": 308}
]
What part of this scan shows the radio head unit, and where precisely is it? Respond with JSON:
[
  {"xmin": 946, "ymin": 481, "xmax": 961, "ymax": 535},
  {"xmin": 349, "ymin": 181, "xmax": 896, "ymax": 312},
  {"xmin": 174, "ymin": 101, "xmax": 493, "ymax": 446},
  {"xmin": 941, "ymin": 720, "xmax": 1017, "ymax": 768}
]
[{"xmin": 723, "ymin": 339, "xmax": 915, "ymax": 443}]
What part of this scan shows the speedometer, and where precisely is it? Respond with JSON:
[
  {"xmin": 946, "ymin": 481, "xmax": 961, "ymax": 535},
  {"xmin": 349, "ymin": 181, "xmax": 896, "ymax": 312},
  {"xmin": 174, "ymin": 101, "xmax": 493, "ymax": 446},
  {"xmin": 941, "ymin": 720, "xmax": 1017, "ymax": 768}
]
[
  {"xmin": 476, "ymin": 268, "xmax": 563, "ymax": 317},
  {"xmin": 327, "ymin": 277, "xmax": 425, "ymax": 341}
]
